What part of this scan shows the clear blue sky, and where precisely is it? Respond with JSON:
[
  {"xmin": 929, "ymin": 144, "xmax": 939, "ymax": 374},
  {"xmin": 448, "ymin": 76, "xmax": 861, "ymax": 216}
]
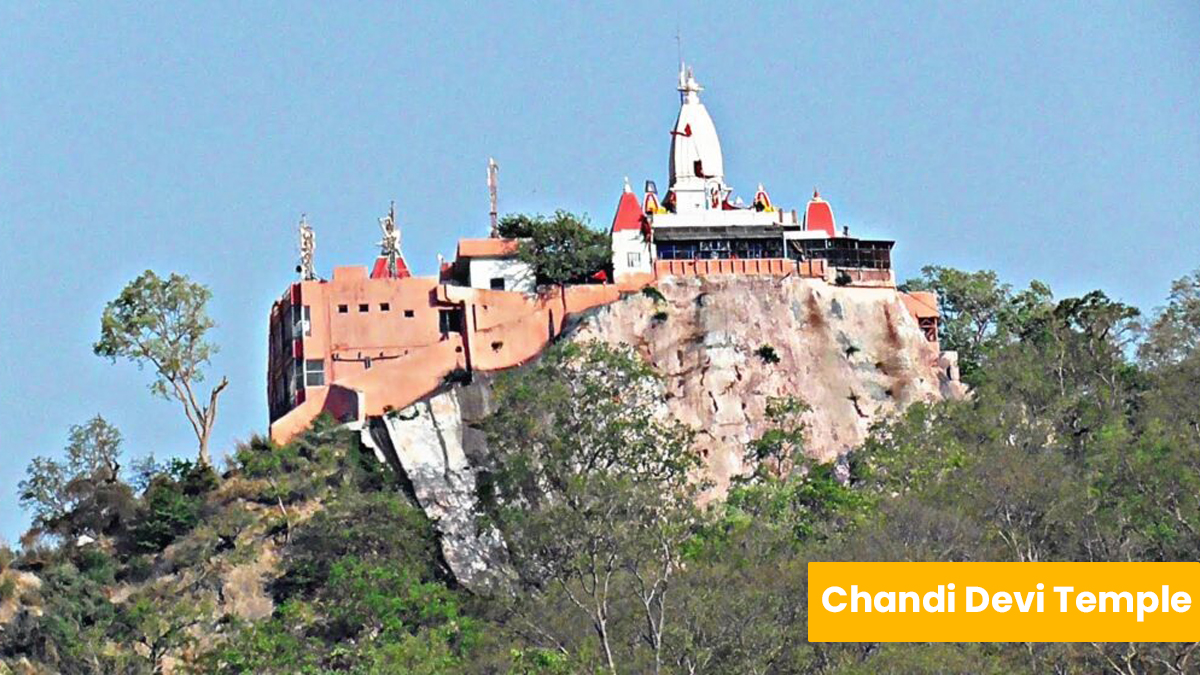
[{"xmin": 2, "ymin": 2, "xmax": 1198, "ymax": 541}]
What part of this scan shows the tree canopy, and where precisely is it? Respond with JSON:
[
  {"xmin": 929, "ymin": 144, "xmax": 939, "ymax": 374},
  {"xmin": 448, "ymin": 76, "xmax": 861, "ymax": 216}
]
[
  {"xmin": 498, "ymin": 211, "xmax": 611, "ymax": 287},
  {"xmin": 94, "ymin": 270, "xmax": 229, "ymax": 466}
]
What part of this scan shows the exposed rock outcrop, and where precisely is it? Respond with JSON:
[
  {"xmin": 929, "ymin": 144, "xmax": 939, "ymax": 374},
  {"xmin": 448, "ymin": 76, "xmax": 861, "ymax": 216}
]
[
  {"xmin": 568, "ymin": 276, "xmax": 963, "ymax": 492},
  {"xmin": 363, "ymin": 384, "xmax": 512, "ymax": 591}
]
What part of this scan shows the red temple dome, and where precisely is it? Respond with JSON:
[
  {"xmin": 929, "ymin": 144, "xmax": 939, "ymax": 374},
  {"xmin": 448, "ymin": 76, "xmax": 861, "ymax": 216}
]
[
  {"xmin": 611, "ymin": 183, "xmax": 648, "ymax": 233},
  {"xmin": 804, "ymin": 189, "xmax": 836, "ymax": 237}
]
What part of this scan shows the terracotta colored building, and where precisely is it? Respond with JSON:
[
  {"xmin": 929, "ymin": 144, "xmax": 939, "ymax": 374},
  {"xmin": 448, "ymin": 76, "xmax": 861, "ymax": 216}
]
[{"xmin": 266, "ymin": 65, "xmax": 942, "ymax": 444}]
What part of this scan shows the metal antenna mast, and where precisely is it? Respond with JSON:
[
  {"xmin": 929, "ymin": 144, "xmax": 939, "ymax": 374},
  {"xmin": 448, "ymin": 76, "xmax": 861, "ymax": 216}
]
[
  {"xmin": 298, "ymin": 214, "xmax": 316, "ymax": 281},
  {"xmin": 488, "ymin": 157, "xmax": 499, "ymax": 237}
]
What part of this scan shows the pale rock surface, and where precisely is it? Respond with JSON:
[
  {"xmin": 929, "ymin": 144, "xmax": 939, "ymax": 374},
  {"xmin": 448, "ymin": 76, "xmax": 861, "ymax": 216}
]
[
  {"xmin": 363, "ymin": 390, "xmax": 511, "ymax": 591},
  {"xmin": 569, "ymin": 276, "xmax": 962, "ymax": 492}
]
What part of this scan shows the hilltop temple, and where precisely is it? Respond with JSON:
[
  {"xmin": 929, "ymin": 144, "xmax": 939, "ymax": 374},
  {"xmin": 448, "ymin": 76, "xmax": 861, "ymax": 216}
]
[
  {"xmin": 611, "ymin": 66, "xmax": 898, "ymax": 287},
  {"xmin": 266, "ymin": 64, "xmax": 942, "ymax": 444}
]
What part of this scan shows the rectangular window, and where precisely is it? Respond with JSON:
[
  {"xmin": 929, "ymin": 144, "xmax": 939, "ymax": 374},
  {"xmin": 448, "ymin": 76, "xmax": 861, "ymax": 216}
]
[
  {"xmin": 304, "ymin": 359, "xmax": 325, "ymax": 387},
  {"xmin": 338, "ymin": 304, "xmax": 348, "ymax": 314},
  {"xmin": 380, "ymin": 302, "xmax": 390, "ymax": 312},
  {"xmin": 403, "ymin": 309, "xmax": 414, "ymax": 318},
  {"xmin": 627, "ymin": 252, "xmax": 642, "ymax": 267},
  {"xmin": 358, "ymin": 303, "xmax": 369, "ymax": 312},
  {"xmin": 292, "ymin": 304, "xmax": 311, "ymax": 336},
  {"xmin": 490, "ymin": 277, "xmax": 506, "ymax": 290},
  {"xmin": 439, "ymin": 308, "xmax": 464, "ymax": 334}
]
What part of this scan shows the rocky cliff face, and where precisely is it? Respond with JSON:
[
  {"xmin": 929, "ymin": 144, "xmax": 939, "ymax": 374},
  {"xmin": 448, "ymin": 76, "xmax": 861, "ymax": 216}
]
[
  {"xmin": 569, "ymin": 276, "xmax": 962, "ymax": 492},
  {"xmin": 366, "ymin": 276, "xmax": 962, "ymax": 587}
]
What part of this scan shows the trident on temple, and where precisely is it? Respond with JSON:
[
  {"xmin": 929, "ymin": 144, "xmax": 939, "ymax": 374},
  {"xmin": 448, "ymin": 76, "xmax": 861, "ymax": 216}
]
[{"xmin": 378, "ymin": 201, "xmax": 402, "ymax": 278}]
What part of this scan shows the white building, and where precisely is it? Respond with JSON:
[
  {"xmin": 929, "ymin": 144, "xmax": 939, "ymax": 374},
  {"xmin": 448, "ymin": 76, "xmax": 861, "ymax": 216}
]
[{"xmin": 452, "ymin": 238, "xmax": 536, "ymax": 293}]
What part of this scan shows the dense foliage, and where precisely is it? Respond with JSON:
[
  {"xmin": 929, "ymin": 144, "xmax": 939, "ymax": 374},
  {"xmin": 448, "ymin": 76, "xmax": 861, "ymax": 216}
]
[
  {"xmin": 497, "ymin": 211, "xmax": 611, "ymax": 286},
  {"xmin": 6, "ymin": 265, "xmax": 1200, "ymax": 674}
]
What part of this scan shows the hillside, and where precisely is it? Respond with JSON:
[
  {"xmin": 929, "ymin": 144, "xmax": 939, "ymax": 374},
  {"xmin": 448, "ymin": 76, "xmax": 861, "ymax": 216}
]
[{"xmin": 2, "ymin": 266, "xmax": 1198, "ymax": 674}]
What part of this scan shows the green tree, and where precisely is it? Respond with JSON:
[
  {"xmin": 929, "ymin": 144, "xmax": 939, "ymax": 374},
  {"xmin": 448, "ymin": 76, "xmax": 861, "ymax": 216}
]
[
  {"xmin": 498, "ymin": 211, "xmax": 611, "ymax": 287},
  {"xmin": 744, "ymin": 396, "xmax": 810, "ymax": 478},
  {"xmin": 0, "ymin": 555, "xmax": 121, "ymax": 673},
  {"xmin": 1140, "ymin": 268, "xmax": 1200, "ymax": 369},
  {"xmin": 1139, "ymin": 269, "xmax": 1200, "ymax": 445},
  {"xmin": 904, "ymin": 266, "xmax": 1059, "ymax": 385},
  {"xmin": 205, "ymin": 489, "xmax": 472, "ymax": 674},
  {"xmin": 115, "ymin": 582, "xmax": 213, "ymax": 675},
  {"xmin": 94, "ymin": 270, "xmax": 229, "ymax": 466},
  {"xmin": 19, "ymin": 415, "xmax": 135, "ymax": 540},
  {"xmin": 128, "ymin": 460, "xmax": 216, "ymax": 554},
  {"xmin": 904, "ymin": 266, "xmax": 1012, "ymax": 379},
  {"xmin": 480, "ymin": 341, "xmax": 702, "ymax": 674}
]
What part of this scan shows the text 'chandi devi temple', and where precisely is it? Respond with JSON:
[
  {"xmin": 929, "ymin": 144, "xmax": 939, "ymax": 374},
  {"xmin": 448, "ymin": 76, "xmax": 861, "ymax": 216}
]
[{"xmin": 266, "ymin": 64, "xmax": 945, "ymax": 444}]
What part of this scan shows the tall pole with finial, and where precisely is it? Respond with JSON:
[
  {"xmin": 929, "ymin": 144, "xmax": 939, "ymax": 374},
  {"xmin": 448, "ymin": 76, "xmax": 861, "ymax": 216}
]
[
  {"xmin": 488, "ymin": 157, "xmax": 499, "ymax": 237},
  {"xmin": 676, "ymin": 26, "xmax": 683, "ymax": 71}
]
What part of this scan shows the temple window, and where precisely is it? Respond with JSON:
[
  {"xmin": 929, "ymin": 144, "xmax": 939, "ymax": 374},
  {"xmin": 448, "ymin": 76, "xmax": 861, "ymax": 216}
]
[
  {"xmin": 439, "ymin": 308, "xmax": 464, "ymax": 334},
  {"xmin": 338, "ymin": 304, "xmax": 348, "ymax": 314},
  {"xmin": 380, "ymin": 303, "xmax": 390, "ymax": 311},
  {"xmin": 304, "ymin": 359, "xmax": 325, "ymax": 387},
  {"xmin": 490, "ymin": 277, "xmax": 505, "ymax": 290},
  {"xmin": 404, "ymin": 309, "xmax": 415, "ymax": 318},
  {"xmin": 358, "ymin": 303, "xmax": 369, "ymax": 312}
]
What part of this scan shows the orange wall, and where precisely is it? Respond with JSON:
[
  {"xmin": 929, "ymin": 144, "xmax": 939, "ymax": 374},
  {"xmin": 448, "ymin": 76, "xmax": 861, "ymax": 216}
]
[
  {"xmin": 654, "ymin": 258, "xmax": 826, "ymax": 278},
  {"xmin": 269, "ymin": 271, "xmax": 626, "ymax": 444},
  {"xmin": 268, "ymin": 264, "xmax": 936, "ymax": 445}
]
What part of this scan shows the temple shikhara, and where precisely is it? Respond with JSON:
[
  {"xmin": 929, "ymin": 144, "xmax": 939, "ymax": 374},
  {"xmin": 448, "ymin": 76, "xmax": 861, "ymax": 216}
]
[{"xmin": 267, "ymin": 64, "xmax": 943, "ymax": 444}]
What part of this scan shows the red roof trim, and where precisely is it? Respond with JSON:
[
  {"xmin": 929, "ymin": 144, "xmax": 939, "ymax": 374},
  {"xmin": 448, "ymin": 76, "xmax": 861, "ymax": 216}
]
[{"xmin": 611, "ymin": 191, "xmax": 647, "ymax": 233}]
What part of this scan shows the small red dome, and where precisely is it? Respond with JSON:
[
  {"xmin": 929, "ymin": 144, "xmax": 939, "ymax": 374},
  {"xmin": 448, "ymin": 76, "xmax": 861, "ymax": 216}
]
[
  {"xmin": 805, "ymin": 190, "xmax": 836, "ymax": 237},
  {"xmin": 610, "ymin": 190, "xmax": 647, "ymax": 233},
  {"xmin": 370, "ymin": 255, "xmax": 411, "ymax": 279}
]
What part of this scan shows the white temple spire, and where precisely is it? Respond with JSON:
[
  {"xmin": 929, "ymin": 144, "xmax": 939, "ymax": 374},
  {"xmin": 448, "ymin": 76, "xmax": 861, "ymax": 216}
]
[{"xmin": 668, "ymin": 63, "xmax": 726, "ymax": 211}]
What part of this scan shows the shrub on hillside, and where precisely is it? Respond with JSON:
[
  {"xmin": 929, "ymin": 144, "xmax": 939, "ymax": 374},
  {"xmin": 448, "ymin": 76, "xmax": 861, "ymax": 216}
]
[{"xmin": 126, "ymin": 460, "xmax": 217, "ymax": 555}]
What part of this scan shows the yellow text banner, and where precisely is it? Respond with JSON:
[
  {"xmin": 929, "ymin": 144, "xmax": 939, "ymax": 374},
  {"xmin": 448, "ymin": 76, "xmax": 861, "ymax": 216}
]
[{"xmin": 808, "ymin": 562, "xmax": 1200, "ymax": 642}]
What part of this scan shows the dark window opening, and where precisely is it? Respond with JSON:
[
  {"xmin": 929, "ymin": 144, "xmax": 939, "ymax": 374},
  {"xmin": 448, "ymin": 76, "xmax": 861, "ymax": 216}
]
[
  {"xmin": 787, "ymin": 238, "xmax": 893, "ymax": 270},
  {"xmin": 439, "ymin": 308, "xmax": 464, "ymax": 334},
  {"xmin": 380, "ymin": 303, "xmax": 390, "ymax": 311},
  {"xmin": 338, "ymin": 304, "xmax": 348, "ymax": 314},
  {"xmin": 656, "ymin": 238, "xmax": 785, "ymax": 261},
  {"xmin": 403, "ymin": 309, "xmax": 415, "ymax": 318},
  {"xmin": 490, "ymin": 277, "xmax": 506, "ymax": 290},
  {"xmin": 359, "ymin": 303, "xmax": 369, "ymax": 312}
]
